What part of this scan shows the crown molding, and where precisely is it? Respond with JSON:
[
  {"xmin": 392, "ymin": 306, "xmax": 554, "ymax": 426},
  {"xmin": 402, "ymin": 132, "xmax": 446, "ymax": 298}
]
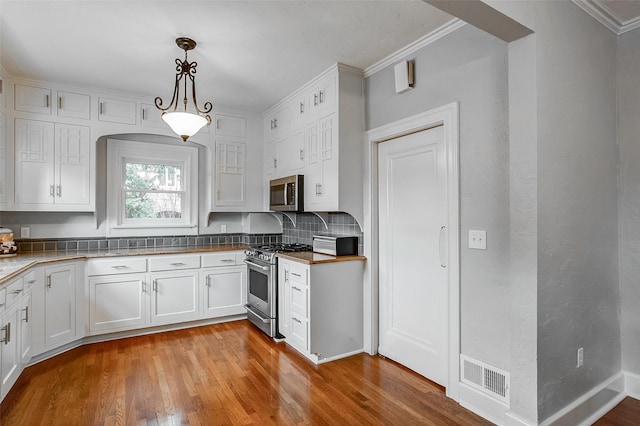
[
  {"xmin": 364, "ymin": 18, "xmax": 466, "ymax": 78},
  {"xmin": 572, "ymin": 0, "xmax": 640, "ymax": 35}
]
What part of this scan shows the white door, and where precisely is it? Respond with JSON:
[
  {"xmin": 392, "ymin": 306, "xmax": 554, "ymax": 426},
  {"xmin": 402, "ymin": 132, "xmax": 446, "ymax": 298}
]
[{"xmin": 378, "ymin": 125, "xmax": 448, "ymax": 386}]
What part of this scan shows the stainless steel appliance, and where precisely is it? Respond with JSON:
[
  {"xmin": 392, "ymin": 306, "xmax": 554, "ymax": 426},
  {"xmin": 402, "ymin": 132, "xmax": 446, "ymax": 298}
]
[
  {"xmin": 269, "ymin": 175, "xmax": 304, "ymax": 212},
  {"xmin": 244, "ymin": 243, "xmax": 311, "ymax": 337},
  {"xmin": 312, "ymin": 235, "xmax": 358, "ymax": 256}
]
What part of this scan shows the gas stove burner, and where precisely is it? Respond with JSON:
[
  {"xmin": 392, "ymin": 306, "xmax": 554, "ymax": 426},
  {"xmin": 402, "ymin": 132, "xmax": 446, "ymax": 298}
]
[{"xmin": 256, "ymin": 243, "xmax": 312, "ymax": 253}]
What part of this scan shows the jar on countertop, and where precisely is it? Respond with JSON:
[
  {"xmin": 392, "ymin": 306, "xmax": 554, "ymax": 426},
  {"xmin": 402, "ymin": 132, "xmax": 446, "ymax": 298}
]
[
  {"xmin": 0, "ymin": 228, "xmax": 13, "ymax": 243},
  {"xmin": 0, "ymin": 227, "xmax": 17, "ymax": 256}
]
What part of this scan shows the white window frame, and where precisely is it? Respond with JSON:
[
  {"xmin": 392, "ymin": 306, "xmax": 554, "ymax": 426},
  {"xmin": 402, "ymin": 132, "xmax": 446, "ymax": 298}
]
[{"xmin": 106, "ymin": 139, "xmax": 198, "ymax": 237}]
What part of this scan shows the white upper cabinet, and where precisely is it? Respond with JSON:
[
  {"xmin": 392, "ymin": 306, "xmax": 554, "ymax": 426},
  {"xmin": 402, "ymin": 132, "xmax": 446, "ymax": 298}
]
[
  {"xmin": 262, "ymin": 64, "xmax": 363, "ymax": 222},
  {"xmin": 56, "ymin": 91, "xmax": 90, "ymax": 120},
  {"xmin": 140, "ymin": 102, "xmax": 166, "ymax": 129},
  {"xmin": 14, "ymin": 84, "xmax": 52, "ymax": 115},
  {"xmin": 214, "ymin": 114, "xmax": 247, "ymax": 138},
  {"xmin": 264, "ymin": 104, "xmax": 289, "ymax": 142},
  {"xmin": 14, "ymin": 119, "xmax": 92, "ymax": 210},
  {"xmin": 98, "ymin": 97, "xmax": 136, "ymax": 125},
  {"xmin": 214, "ymin": 140, "xmax": 246, "ymax": 207}
]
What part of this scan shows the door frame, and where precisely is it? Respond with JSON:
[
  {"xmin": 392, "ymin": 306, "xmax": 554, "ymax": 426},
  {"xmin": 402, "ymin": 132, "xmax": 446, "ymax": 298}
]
[{"xmin": 363, "ymin": 102, "xmax": 460, "ymax": 401}]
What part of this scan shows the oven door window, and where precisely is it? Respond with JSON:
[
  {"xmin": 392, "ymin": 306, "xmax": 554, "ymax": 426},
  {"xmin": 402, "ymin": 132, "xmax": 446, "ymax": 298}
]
[{"xmin": 249, "ymin": 269, "xmax": 269, "ymax": 303}]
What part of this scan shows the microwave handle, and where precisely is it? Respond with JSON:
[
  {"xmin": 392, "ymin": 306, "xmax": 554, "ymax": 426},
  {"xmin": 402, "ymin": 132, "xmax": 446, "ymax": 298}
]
[{"xmin": 283, "ymin": 182, "xmax": 289, "ymax": 206}]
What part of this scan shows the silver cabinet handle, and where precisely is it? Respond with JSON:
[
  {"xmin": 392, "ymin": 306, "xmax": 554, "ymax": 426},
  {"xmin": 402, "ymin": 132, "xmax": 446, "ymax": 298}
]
[
  {"xmin": 270, "ymin": 119, "xmax": 274, "ymax": 130},
  {"xmin": 152, "ymin": 280, "xmax": 157, "ymax": 292},
  {"xmin": 273, "ymin": 118, "xmax": 277, "ymax": 129},
  {"xmin": 439, "ymin": 225, "xmax": 447, "ymax": 268},
  {"xmin": 142, "ymin": 281, "xmax": 147, "ymax": 293},
  {"xmin": 45, "ymin": 94, "xmax": 50, "ymax": 108},
  {"xmin": 291, "ymin": 272, "xmax": 302, "ymax": 278},
  {"xmin": 50, "ymin": 184, "xmax": 55, "ymax": 197},
  {"xmin": 99, "ymin": 102, "xmax": 103, "ymax": 115},
  {"xmin": 111, "ymin": 265, "xmax": 128, "ymax": 270},
  {"xmin": 292, "ymin": 317, "xmax": 302, "ymax": 324},
  {"xmin": 244, "ymin": 304, "xmax": 271, "ymax": 323},
  {"xmin": 23, "ymin": 306, "xmax": 29, "ymax": 323},
  {"xmin": 300, "ymin": 149, "xmax": 304, "ymax": 160},
  {"xmin": 319, "ymin": 90, "xmax": 324, "ymax": 104},
  {"xmin": 300, "ymin": 102, "xmax": 304, "ymax": 114},
  {"xmin": 58, "ymin": 96, "xmax": 63, "ymax": 109},
  {"xmin": 12, "ymin": 289, "xmax": 22, "ymax": 295},
  {"xmin": 47, "ymin": 275, "xmax": 52, "ymax": 289},
  {"xmin": 274, "ymin": 158, "xmax": 278, "ymax": 169},
  {"xmin": 220, "ymin": 259, "xmax": 234, "ymax": 263},
  {"xmin": 56, "ymin": 185, "xmax": 61, "ymax": 197},
  {"xmin": 2, "ymin": 323, "xmax": 10, "ymax": 344},
  {"xmin": 142, "ymin": 108, "xmax": 146, "ymax": 121},
  {"xmin": 27, "ymin": 280, "xmax": 36, "ymax": 285},
  {"xmin": 292, "ymin": 286, "xmax": 302, "ymax": 292},
  {"xmin": 206, "ymin": 276, "xmax": 211, "ymax": 287},
  {"xmin": 314, "ymin": 93, "xmax": 319, "ymax": 106},
  {"xmin": 170, "ymin": 262, "xmax": 186, "ymax": 266}
]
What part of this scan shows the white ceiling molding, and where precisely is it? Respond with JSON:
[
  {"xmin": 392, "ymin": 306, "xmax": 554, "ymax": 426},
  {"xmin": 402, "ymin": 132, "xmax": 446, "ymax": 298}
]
[
  {"xmin": 364, "ymin": 19, "xmax": 465, "ymax": 78},
  {"xmin": 572, "ymin": 0, "xmax": 640, "ymax": 35}
]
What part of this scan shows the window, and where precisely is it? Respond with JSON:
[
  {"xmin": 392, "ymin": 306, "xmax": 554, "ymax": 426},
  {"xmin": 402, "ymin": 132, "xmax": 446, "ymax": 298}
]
[{"xmin": 107, "ymin": 139, "xmax": 198, "ymax": 237}]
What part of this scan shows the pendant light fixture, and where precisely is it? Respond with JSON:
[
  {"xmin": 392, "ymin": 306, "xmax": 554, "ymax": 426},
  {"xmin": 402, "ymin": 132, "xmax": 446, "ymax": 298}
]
[{"xmin": 155, "ymin": 37, "xmax": 212, "ymax": 142}]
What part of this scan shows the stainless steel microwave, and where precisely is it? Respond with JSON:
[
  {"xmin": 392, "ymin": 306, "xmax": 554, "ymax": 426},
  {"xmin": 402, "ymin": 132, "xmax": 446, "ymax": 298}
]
[{"xmin": 269, "ymin": 175, "xmax": 304, "ymax": 212}]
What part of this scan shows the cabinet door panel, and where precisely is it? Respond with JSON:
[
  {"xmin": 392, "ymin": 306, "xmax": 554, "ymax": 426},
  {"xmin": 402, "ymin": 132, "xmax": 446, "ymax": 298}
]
[
  {"xmin": 289, "ymin": 313, "xmax": 309, "ymax": 352},
  {"xmin": 150, "ymin": 272, "xmax": 198, "ymax": 325},
  {"xmin": 215, "ymin": 114, "xmax": 246, "ymax": 138},
  {"xmin": 98, "ymin": 97, "xmax": 136, "ymax": 124},
  {"xmin": 15, "ymin": 84, "xmax": 51, "ymax": 115},
  {"xmin": 215, "ymin": 141, "xmax": 245, "ymax": 207},
  {"xmin": 290, "ymin": 283, "xmax": 309, "ymax": 318},
  {"xmin": 57, "ymin": 91, "xmax": 90, "ymax": 120},
  {"xmin": 20, "ymin": 293, "xmax": 32, "ymax": 363},
  {"xmin": 44, "ymin": 264, "xmax": 76, "ymax": 348},
  {"xmin": 14, "ymin": 119, "xmax": 55, "ymax": 204},
  {"xmin": 55, "ymin": 124, "xmax": 91, "ymax": 205},
  {"xmin": 140, "ymin": 103, "xmax": 166, "ymax": 129},
  {"xmin": 1, "ymin": 306, "xmax": 20, "ymax": 398},
  {"xmin": 90, "ymin": 275, "xmax": 146, "ymax": 332},
  {"xmin": 202, "ymin": 266, "xmax": 246, "ymax": 318}
]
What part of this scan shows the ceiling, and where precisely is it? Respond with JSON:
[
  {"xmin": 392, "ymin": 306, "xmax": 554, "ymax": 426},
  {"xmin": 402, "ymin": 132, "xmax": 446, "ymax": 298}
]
[
  {"xmin": 0, "ymin": 0, "xmax": 454, "ymax": 113},
  {"xmin": 574, "ymin": 0, "xmax": 640, "ymax": 33}
]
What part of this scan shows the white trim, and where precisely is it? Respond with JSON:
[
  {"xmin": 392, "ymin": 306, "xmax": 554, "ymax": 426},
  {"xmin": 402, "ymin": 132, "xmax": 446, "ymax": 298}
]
[
  {"xmin": 364, "ymin": 19, "xmax": 466, "ymax": 77},
  {"xmin": 363, "ymin": 102, "xmax": 460, "ymax": 401},
  {"xmin": 625, "ymin": 370, "xmax": 640, "ymax": 399},
  {"xmin": 572, "ymin": 0, "xmax": 640, "ymax": 35},
  {"xmin": 539, "ymin": 372, "xmax": 625, "ymax": 426},
  {"xmin": 459, "ymin": 382, "xmax": 509, "ymax": 426}
]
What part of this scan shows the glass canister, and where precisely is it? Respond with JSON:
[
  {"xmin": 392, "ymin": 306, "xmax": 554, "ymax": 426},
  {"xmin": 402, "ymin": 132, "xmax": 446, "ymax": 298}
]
[{"xmin": 0, "ymin": 228, "xmax": 13, "ymax": 243}]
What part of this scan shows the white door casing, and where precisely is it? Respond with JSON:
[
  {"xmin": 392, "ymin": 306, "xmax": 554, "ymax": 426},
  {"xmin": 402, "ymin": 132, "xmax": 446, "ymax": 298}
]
[
  {"xmin": 377, "ymin": 126, "xmax": 447, "ymax": 386},
  {"xmin": 363, "ymin": 102, "xmax": 460, "ymax": 401}
]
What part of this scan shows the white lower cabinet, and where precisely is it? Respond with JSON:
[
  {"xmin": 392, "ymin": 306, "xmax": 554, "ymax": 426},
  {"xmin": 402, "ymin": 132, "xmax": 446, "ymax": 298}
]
[
  {"xmin": 1, "ymin": 302, "xmax": 21, "ymax": 400},
  {"xmin": 89, "ymin": 273, "xmax": 147, "ymax": 333},
  {"xmin": 44, "ymin": 264, "xmax": 78, "ymax": 349},
  {"xmin": 201, "ymin": 265, "xmax": 247, "ymax": 318},
  {"xmin": 87, "ymin": 251, "xmax": 246, "ymax": 335},
  {"xmin": 150, "ymin": 270, "xmax": 199, "ymax": 325},
  {"xmin": 278, "ymin": 257, "xmax": 364, "ymax": 364},
  {"xmin": 19, "ymin": 292, "xmax": 32, "ymax": 364}
]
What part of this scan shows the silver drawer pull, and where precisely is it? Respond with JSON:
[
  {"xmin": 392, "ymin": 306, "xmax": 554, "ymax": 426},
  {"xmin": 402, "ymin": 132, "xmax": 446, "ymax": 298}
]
[
  {"xmin": 27, "ymin": 280, "xmax": 36, "ymax": 284},
  {"xmin": 170, "ymin": 262, "xmax": 187, "ymax": 266},
  {"xmin": 292, "ymin": 317, "xmax": 302, "ymax": 324},
  {"xmin": 23, "ymin": 306, "xmax": 29, "ymax": 323},
  {"xmin": 292, "ymin": 286, "xmax": 302, "ymax": 292},
  {"xmin": 2, "ymin": 323, "xmax": 10, "ymax": 344},
  {"xmin": 220, "ymin": 259, "xmax": 234, "ymax": 263},
  {"xmin": 111, "ymin": 265, "xmax": 128, "ymax": 269},
  {"xmin": 12, "ymin": 289, "xmax": 23, "ymax": 295},
  {"xmin": 292, "ymin": 272, "xmax": 302, "ymax": 278}
]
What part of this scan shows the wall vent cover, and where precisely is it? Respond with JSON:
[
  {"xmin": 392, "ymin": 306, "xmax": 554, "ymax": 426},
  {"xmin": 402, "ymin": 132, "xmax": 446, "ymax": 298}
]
[{"xmin": 460, "ymin": 354, "xmax": 510, "ymax": 405}]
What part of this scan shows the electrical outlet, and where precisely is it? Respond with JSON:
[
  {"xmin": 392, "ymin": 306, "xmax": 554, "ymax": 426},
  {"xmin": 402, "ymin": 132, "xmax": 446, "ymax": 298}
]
[
  {"xmin": 577, "ymin": 347, "xmax": 584, "ymax": 368},
  {"xmin": 221, "ymin": 224, "xmax": 227, "ymax": 233},
  {"xmin": 469, "ymin": 230, "xmax": 487, "ymax": 250},
  {"xmin": 20, "ymin": 226, "xmax": 30, "ymax": 239}
]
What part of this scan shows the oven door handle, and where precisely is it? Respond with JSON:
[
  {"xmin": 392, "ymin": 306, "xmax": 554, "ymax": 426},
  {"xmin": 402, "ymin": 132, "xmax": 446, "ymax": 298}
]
[
  {"xmin": 244, "ymin": 259, "xmax": 271, "ymax": 271},
  {"xmin": 244, "ymin": 304, "xmax": 271, "ymax": 323}
]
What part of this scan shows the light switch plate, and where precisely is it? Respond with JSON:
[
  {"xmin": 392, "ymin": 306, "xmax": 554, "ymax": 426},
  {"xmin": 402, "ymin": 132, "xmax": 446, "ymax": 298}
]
[{"xmin": 469, "ymin": 230, "xmax": 486, "ymax": 250}]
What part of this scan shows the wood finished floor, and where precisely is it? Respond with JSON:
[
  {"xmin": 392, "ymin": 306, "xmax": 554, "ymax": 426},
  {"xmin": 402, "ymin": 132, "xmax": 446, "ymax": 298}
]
[
  {"xmin": 1, "ymin": 320, "xmax": 637, "ymax": 425},
  {"xmin": 1, "ymin": 320, "xmax": 490, "ymax": 426}
]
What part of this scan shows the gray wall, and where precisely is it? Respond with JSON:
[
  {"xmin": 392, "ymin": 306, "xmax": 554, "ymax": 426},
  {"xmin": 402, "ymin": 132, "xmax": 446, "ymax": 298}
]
[
  {"xmin": 366, "ymin": 24, "xmax": 511, "ymax": 370},
  {"xmin": 618, "ymin": 27, "xmax": 640, "ymax": 375},
  {"xmin": 483, "ymin": 0, "xmax": 620, "ymax": 421}
]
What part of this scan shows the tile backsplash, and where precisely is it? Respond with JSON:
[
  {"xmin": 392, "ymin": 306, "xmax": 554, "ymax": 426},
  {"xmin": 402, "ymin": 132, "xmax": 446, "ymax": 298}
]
[
  {"xmin": 15, "ymin": 233, "xmax": 282, "ymax": 253},
  {"xmin": 282, "ymin": 212, "xmax": 363, "ymax": 254}
]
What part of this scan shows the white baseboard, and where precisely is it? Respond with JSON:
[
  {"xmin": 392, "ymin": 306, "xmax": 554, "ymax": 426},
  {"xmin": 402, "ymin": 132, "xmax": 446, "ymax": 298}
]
[
  {"xmin": 624, "ymin": 370, "xmax": 640, "ymax": 400},
  {"xmin": 540, "ymin": 372, "xmax": 625, "ymax": 426},
  {"xmin": 504, "ymin": 412, "xmax": 534, "ymax": 426},
  {"xmin": 459, "ymin": 382, "xmax": 510, "ymax": 425}
]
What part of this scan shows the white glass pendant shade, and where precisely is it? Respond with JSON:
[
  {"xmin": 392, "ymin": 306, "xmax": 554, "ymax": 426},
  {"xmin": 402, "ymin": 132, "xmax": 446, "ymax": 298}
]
[{"xmin": 162, "ymin": 112, "xmax": 208, "ymax": 142}]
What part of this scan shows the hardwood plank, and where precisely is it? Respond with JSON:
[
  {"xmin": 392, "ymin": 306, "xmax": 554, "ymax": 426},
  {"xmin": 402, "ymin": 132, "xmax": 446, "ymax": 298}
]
[{"xmin": 0, "ymin": 320, "xmax": 494, "ymax": 425}]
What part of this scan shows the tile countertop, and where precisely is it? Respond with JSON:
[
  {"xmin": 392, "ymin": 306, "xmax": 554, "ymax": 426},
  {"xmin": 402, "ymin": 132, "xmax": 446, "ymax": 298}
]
[
  {"xmin": 276, "ymin": 251, "xmax": 366, "ymax": 265},
  {"xmin": 0, "ymin": 245, "xmax": 248, "ymax": 286}
]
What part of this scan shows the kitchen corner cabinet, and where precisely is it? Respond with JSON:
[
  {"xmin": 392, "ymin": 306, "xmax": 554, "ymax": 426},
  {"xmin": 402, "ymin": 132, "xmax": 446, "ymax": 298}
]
[
  {"xmin": 44, "ymin": 263, "xmax": 79, "ymax": 349},
  {"xmin": 263, "ymin": 64, "xmax": 363, "ymax": 220},
  {"xmin": 277, "ymin": 257, "xmax": 364, "ymax": 364},
  {"xmin": 14, "ymin": 119, "xmax": 93, "ymax": 211}
]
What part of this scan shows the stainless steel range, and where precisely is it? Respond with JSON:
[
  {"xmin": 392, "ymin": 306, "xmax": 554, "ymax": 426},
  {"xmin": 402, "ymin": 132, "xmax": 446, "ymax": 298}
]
[{"xmin": 244, "ymin": 243, "xmax": 311, "ymax": 338}]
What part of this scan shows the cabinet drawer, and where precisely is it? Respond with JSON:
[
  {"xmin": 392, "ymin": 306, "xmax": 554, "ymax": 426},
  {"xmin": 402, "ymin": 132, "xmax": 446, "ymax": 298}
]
[
  {"xmin": 290, "ymin": 313, "xmax": 309, "ymax": 351},
  {"xmin": 88, "ymin": 257, "xmax": 147, "ymax": 276},
  {"xmin": 149, "ymin": 255, "xmax": 200, "ymax": 272},
  {"xmin": 289, "ymin": 264, "xmax": 308, "ymax": 285},
  {"xmin": 5, "ymin": 278, "xmax": 24, "ymax": 307},
  {"xmin": 22, "ymin": 270, "xmax": 38, "ymax": 291},
  {"xmin": 290, "ymin": 282, "xmax": 309, "ymax": 318},
  {"xmin": 201, "ymin": 251, "xmax": 240, "ymax": 268}
]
